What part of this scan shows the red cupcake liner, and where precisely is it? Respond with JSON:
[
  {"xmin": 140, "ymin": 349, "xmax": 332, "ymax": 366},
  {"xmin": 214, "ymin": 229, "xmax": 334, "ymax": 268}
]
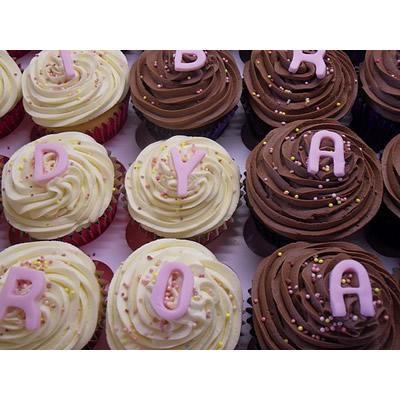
[
  {"xmin": 0, "ymin": 155, "xmax": 9, "ymax": 216},
  {"xmin": 31, "ymin": 93, "xmax": 130, "ymax": 144},
  {"xmin": 7, "ymin": 50, "xmax": 30, "ymax": 59},
  {"xmin": 85, "ymin": 260, "xmax": 114, "ymax": 350},
  {"xmin": 125, "ymin": 215, "xmax": 235, "ymax": 252},
  {"xmin": 0, "ymin": 99, "xmax": 25, "ymax": 139},
  {"xmin": 8, "ymin": 158, "xmax": 126, "ymax": 247}
]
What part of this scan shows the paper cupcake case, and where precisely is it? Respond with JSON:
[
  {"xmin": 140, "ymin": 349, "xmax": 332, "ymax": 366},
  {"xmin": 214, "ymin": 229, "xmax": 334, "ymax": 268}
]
[
  {"xmin": 8, "ymin": 157, "xmax": 126, "ymax": 248},
  {"xmin": 132, "ymin": 103, "xmax": 238, "ymax": 141},
  {"xmin": 85, "ymin": 261, "xmax": 114, "ymax": 350},
  {"xmin": 350, "ymin": 95, "xmax": 400, "ymax": 152},
  {"xmin": 31, "ymin": 93, "xmax": 130, "ymax": 145},
  {"xmin": 0, "ymin": 99, "xmax": 25, "ymax": 139},
  {"xmin": 122, "ymin": 180, "xmax": 244, "ymax": 251}
]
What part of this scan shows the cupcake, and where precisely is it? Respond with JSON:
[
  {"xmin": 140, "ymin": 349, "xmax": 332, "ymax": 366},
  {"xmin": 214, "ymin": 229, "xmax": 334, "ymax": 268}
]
[
  {"xmin": 2, "ymin": 131, "xmax": 124, "ymax": 246},
  {"xmin": 0, "ymin": 155, "xmax": 8, "ymax": 215},
  {"xmin": 106, "ymin": 238, "xmax": 242, "ymax": 349},
  {"xmin": 0, "ymin": 50, "xmax": 25, "ymax": 139},
  {"xmin": 22, "ymin": 50, "xmax": 129, "ymax": 144},
  {"xmin": 242, "ymin": 50, "xmax": 358, "ymax": 140},
  {"xmin": 130, "ymin": 50, "xmax": 242, "ymax": 139},
  {"xmin": 245, "ymin": 119, "xmax": 383, "ymax": 244},
  {"xmin": 351, "ymin": 50, "xmax": 400, "ymax": 152},
  {"xmin": 124, "ymin": 135, "xmax": 241, "ymax": 248},
  {"xmin": 365, "ymin": 134, "xmax": 400, "ymax": 257},
  {"xmin": 0, "ymin": 241, "xmax": 102, "ymax": 349},
  {"xmin": 251, "ymin": 241, "xmax": 400, "ymax": 349}
]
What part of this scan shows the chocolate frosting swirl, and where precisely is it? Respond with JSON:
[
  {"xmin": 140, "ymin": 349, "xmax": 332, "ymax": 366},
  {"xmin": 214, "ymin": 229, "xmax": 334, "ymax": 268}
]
[
  {"xmin": 381, "ymin": 134, "xmax": 400, "ymax": 217},
  {"xmin": 252, "ymin": 241, "xmax": 400, "ymax": 349},
  {"xmin": 130, "ymin": 51, "xmax": 241, "ymax": 130},
  {"xmin": 360, "ymin": 51, "xmax": 400, "ymax": 122},
  {"xmin": 246, "ymin": 119, "xmax": 383, "ymax": 241},
  {"xmin": 243, "ymin": 51, "xmax": 358, "ymax": 127}
]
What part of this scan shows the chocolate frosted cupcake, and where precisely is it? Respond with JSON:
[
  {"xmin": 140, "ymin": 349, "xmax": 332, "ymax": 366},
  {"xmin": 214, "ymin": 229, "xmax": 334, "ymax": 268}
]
[
  {"xmin": 130, "ymin": 50, "xmax": 242, "ymax": 139},
  {"xmin": 251, "ymin": 241, "xmax": 400, "ymax": 349},
  {"xmin": 245, "ymin": 119, "xmax": 383, "ymax": 243},
  {"xmin": 242, "ymin": 50, "xmax": 358, "ymax": 139},
  {"xmin": 365, "ymin": 134, "xmax": 400, "ymax": 256},
  {"xmin": 351, "ymin": 50, "xmax": 400, "ymax": 151}
]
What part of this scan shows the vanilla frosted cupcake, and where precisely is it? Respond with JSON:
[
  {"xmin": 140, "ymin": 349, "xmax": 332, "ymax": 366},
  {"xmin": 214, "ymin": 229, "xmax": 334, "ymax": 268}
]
[
  {"xmin": 2, "ymin": 132, "xmax": 123, "ymax": 246},
  {"xmin": 22, "ymin": 50, "xmax": 130, "ymax": 143},
  {"xmin": 0, "ymin": 241, "xmax": 102, "ymax": 349},
  {"xmin": 0, "ymin": 50, "xmax": 24, "ymax": 138},
  {"xmin": 125, "ymin": 136, "xmax": 240, "ymax": 246},
  {"xmin": 106, "ymin": 239, "xmax": 242, "ymax": 350}
]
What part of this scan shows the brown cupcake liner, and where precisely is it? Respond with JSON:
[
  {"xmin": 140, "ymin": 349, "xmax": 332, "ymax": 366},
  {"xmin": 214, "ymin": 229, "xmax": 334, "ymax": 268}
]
[
  {"xmin": 132, "ymin": 102, "xmax": 238, "ymax": 140},
  {"xmin": 0, "ymin": 155, "xmax": 9, "ymax": 216},
  {"xmin": 84, "ymin": 260, "xmax": 114, "ymax": 350},
  {"xmin": 7, "ymin": 50, "xmax": 30, "ymax": 59},
  {"xmin": 0, "ymin": 99, "xmax": 25, "ymax": 139},
  {"xmin": 31, "ymin": 93, "xmax": 130, "ymax": 144},
  {"xmin": 8, "ymin": 157, "xmax": 126, "ymax": 247}
]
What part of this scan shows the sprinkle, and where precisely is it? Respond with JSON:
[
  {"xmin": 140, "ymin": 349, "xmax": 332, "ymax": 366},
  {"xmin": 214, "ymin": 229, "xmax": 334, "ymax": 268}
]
[
  {"xmin": 384, "ymin": 315, "xmax": 390, "ymax": 321},
  {"xmin": 18, "ymin": 165, "xmax": 23, "ymax": 170},
  {"xmin": 262, "ymin": 141, "xmax": 267, "ymax": 146},
  {"xmin": 297, "ymin": 326, "xmax": 304, "ymax": 332},
  {"xmin": 143, "ymin": 95, "xmax": 147, "ymax": 100},
  {"xmin": 295, "ymin": 128, "xmax": 300, "ymax": 132},
  {"xmin": 336, "ymin": 102, "xmax": 341, "ymax": 107},
  {"xmin": 277, "ymin": 252, "xmax": 283, "ymax": 257},
  {"xmin": 254, "ymin": 298, "xmax": 259, "ymax": 304},
  {"xmin": 374, "ymin": 288, "xmax": 380, "ymax": 293},
  {"xmin": 284, "ymin": 190, "xmax": 289, "ymax": 195},
  {"xmin": 217, "ymin": 341, "xmax": 224, "ymax": 349},
  {"xmin": 325, "ymin": 318, "xmax": 330, "ymax": 323},
  {"xmin": 290, "ymin": 156, "xmax": 296, "ymax": 161},
  {"xmin": 355, "ymin": 198, "xmax": 361, "ymax": 203},
  {"xmin": 294, "ymin": 194, "xmax": 299, "ymax": 199},
  {"xmin": 328, "ymin": 203, "xmax": 334, "ymax": 208},
  {"xmin": 318, "ymin": 259, "xmax": 324, "ymax": 264},
  {"xmin": 341, "ymin": 279, "xmax": 346, "ymax": 284},
  {"xmin": 284, "ymin": 339, "xmax": 289, "ymax": 343}
]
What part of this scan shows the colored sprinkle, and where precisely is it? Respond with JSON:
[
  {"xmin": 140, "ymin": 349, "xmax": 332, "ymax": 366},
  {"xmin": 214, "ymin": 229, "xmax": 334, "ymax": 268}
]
[
  {"xmin": 328, "ymin": 203, "xmax": 334, "ymax": 208},
  {"xmin": 318, "ymin": 259, "xmax": 324, "ymax": 264},
  {"xmin": 284, "ymin": 190, "xmax": 289, "ymax": 195},
  {"xmin": 355, "ymin": 198, "xmax": 361, "ymax": 203},
  {"xmin": 294, "ymin": 194, "xmax": 299, "ymax": 199},
  {"xmin": 295, "ymin": 128, "xmax": 300, "ymax": 132},
  {"xmin": 374, "ymin": 288, "xmax": 380, "ymax": 293},
  {"xmin": 341, "ymin": 279, "xmax": 346, "ymax": 284},
  {"xmin": 336, "ymin": 102, "xmax": 341, "ymax": 107},
  {"xmin": 298, "ymin": 326, "xmax": 304, "ymax": 332},
  {"xmin": 325, "ymin": 318, "xmax": 330, "ymax": 323},
  {"xmin": 284, "ymin": 339, "xmax": 289, "ymax": 343},
  {"xmin": 277, "ymin": 252, "xmax": 283, "ymax": 257},
  {"xmin": 225, "ymin": 312, "xmax": 231, "ymax": 319},
  {"xmin": 143, "ymin": 95, "xmax": 147, "ymax": 100},
  {"xmin": 262, "ymin": 141, "xmax": 267, "ymax": 146},
  {"xmin": 290, "ymin": 156, "xmax": 296, "ymax": 161},
  {"xmin": 217, "ymin": 341, "xmax": 224, "ymax": 349}
]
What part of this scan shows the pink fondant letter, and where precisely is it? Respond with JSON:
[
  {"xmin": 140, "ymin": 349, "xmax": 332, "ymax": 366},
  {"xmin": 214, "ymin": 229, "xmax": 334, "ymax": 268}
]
[
  {"xmin": 0, "ymin": 267, "xmax": 46, "ymax": 330},
  {"xmin": 174, "ymin": 50, "xmax": 206, "ymax": 72},
  {"xmin": 34, "ymin": 143, "xmax": 69, "ymax": 185},
  {"xmin": 307, "ymin": 130, "xmax": 345, "ymax": 177},
  {"xmin": 289, "ymin": 50, "xmax": 326, "ymax": 79},
  {"xmin": 170, "ymin": 146, "xmax": 206, "ymax": 197},
  {"xmin": 329, "ymin": 260, "xmax": 375, "ymax": 317},
  {"xmin": 151, "ymin": 262, "xmax": 194, "ymax": 320},
  {"xmin": 60, "ymin": 50, "xmax": 75, "ymax": 79}
]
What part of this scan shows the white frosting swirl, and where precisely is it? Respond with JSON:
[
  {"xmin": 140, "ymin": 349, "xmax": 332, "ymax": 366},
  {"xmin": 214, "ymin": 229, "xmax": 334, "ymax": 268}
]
[
  {"xmin": 125, "ymin": 136, "xmax": 240, "ymax": 238},
  {"xmin": 0, "ymin": 242, "xmax": 101, "ymax": 350},
  {"xmin": 106, "ymin": 239, "xmax": 242, "ymax": 349},
  {"xmin": 1, "ymin": 132, "xmax": 115, "ymax": 240},
  {"xmin": 0, "ymin": 50, "xmax": 22, "ymax": 118},
  {"xmin": 22, "ymin": 50, "xmax": 129, "ymax": 127}
]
